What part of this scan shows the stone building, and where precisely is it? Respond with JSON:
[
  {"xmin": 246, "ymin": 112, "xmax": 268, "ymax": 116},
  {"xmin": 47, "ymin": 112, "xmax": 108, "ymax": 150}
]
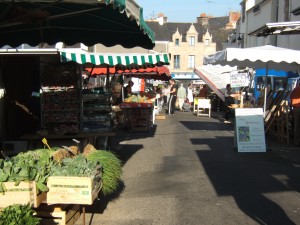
[
  {"xmin": 93, "ymin": 12, "xmax": 240, "ymax": 80},
  {"xmin": 146, "ymin": 12, "xmax": 240, "ymax": 80}
]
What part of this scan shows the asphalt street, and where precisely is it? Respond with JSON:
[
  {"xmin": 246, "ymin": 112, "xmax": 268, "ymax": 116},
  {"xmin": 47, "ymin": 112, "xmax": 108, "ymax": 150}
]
[{"xmin": 76, "ymin": 110, "xmax": 300, "ymax": 225}]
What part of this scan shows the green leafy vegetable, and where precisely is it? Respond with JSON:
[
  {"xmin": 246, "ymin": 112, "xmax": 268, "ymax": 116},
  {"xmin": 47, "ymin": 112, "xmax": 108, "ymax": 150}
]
[
  {"xmin": 0, "ymin": 204, "xmax": 40, "ymax": 225},
  {"xmin": 86, "ymin": 150, "xmax": 122, "ymax": 195}
]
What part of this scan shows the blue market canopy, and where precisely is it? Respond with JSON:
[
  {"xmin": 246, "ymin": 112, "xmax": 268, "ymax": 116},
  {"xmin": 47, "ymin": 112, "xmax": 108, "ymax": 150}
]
[
  {"xmin": 0, "ymin": 0, "xmax": 155, "ymax": 49},
  {"xmin": 60, "ymin": 51, "xmax": 170, "ymax": 69}
]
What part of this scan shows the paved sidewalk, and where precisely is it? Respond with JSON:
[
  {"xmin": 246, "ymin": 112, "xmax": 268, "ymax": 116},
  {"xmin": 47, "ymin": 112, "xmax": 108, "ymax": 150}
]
[{"xmin": 76, "ymin": 110, "xmax": 300, "ymax": 225}]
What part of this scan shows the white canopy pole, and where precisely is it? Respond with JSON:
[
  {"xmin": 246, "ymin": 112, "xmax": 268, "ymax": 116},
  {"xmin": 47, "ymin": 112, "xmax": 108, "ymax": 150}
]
[{"xmin": 263, "ymin": 62, "xmax": 269, "ymax": 118}]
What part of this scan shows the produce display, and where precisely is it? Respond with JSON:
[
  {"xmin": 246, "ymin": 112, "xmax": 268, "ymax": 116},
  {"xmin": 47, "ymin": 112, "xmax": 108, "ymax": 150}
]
[
  {"xmin": 123, "ymin": 94, "xmax": 154, "ymax": 103},
  {"xmin": 0, "ymin": 144, "xmax": 122, "ymax": 197},
  {"xmin": 85, "ymin": 145, "xmax": 122, "ymax": 195},
  {"xmin": 0, "ymin": 149, "xmax": 55, "ymax": 194},
  {"xmin": 50, "ymin": 154, "xmax": 102, "ymax": 178},
  {"xmin": 42, "ymin": 89, "xmax": 80, "ymax": 134},
  {"xmin": 0, "ymin": 204, "xmax": 40, "ymax": 225},
  {"xmin": 82, "ymin": 88, "xmax": 113, "ymax": 132},
  {"xmin": 41, "ymin": 64, "xmax": 81, "ymax": 135}
]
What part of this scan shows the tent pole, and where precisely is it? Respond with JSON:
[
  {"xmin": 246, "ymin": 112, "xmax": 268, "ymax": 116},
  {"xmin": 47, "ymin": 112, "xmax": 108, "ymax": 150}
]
[
  {"xmin": 263, "ymin": 62, "xmax": 269, "ymax": 118},
  {"xmin": 122, "ymin": 73, "xmax": 125, "ymax": 102},
  {"xmin": 106, "ymin": 65, "xmax": 109, "ymax": 90}
]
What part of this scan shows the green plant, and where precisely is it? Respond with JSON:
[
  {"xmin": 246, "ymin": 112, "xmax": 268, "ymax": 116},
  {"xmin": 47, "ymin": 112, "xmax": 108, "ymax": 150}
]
[
  {"xmin": 0, "ymin": 149, "xmax": 55, "ymax": 194},
  {"xmin": 0, "ymin": 204, "xmax": 40, "ymax": 225},
  {"xmin": 86, "ymin": 150, "xmax": 122, "ymax": 195},
  {"xmin": 50, "ymin": 154, "xmax": 102, "ymax": 178}
]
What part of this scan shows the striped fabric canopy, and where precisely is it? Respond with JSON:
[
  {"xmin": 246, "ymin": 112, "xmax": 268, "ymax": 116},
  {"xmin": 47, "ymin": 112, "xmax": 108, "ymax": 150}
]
[{"xmin": 59, "ymin": 51, "xmax": 170, "ymax": 68}]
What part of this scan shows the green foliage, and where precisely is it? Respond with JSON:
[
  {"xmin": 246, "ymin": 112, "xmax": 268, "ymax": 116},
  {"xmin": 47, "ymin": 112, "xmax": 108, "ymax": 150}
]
[
  {"xmin": 0, "ymin": 204, "xmax": 40, "ymax": 225},
  {"xmin": 0, "ymin": 149, "xmax": 55, "ymax": 194},
  {"xmin": 87, "ymin": 150, "xmax": 122, "ymax": 195},
  {"xmin": 50, "ymin": 154, "xmax": 102, "ymax": 178}
]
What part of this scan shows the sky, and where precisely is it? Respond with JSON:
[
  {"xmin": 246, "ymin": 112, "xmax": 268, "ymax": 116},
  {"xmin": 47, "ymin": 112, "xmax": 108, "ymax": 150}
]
[{"xmin": 135, "ymin": 0, "xmax": 242, "ymax": 22}]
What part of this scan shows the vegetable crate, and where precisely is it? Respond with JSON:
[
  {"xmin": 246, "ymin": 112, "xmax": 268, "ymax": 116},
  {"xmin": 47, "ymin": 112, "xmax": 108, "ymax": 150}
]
[
  {"xmin": 35, "ymin": 204, "xmax": 80, "ymax": 225},
  {"xmin": 46, "ymin": 176, "xmax": 102, "ymax": 205},
  {"xmin": 0, "ymin": 181, "xmax": 46, "ymax": 208},
  {"xmin": 155, "ymin": 115, "xmax": 166, "ymax": 120}
]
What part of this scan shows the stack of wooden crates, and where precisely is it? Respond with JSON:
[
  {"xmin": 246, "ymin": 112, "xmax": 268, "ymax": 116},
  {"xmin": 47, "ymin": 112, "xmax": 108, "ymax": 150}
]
[{"xmin": 0, "ymin": 175, "xmax": 102, "ymax": 225}]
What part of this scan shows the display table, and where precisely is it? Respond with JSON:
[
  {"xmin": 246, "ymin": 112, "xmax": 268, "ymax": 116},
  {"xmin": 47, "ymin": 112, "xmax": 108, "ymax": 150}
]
[
  {"xmin": 119, "ymin": 102, "xmax": 154, "ymax": 131},
  {"xmin": 21, "ymin": 131, "xmax": 116, "ymax": 150}
]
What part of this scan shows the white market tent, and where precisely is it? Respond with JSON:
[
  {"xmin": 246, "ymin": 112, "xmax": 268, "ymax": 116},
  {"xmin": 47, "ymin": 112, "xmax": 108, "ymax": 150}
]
[
  {"xmin": 203, "ymin": 45, "xmax": 300, "ymax": 115},
  {"xmin": 203, "ymin": 45, "xmax": 300, "ymax": 73},
  {"xmin": 194, "ymin": 65, "xmax": 238, "ymax": 102}
]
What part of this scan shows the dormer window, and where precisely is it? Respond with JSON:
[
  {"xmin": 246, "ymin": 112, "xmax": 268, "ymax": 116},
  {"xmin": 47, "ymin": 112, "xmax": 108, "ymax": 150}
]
[
  {"xmin": 205, "ymin": 39, "xmax": 210, "ymax": 46},
  {"xmin": 189, "ymin": 36, "xmax": 195, "ymax": 46},
  {"xmin": 175, "ymin": 39, "xmax": 180, "ymax": 45}
]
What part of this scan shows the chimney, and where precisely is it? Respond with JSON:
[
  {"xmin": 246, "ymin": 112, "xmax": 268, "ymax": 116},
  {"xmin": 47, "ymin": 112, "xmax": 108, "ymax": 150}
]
[
  {"xmin": 197, "ymin": 13, "xmax": 209, "ymax": 25},
  {"xmin": 157, "ymin": 12, "xmax": 168, "ymax": 25},
  {"xmin": 229, "ymin": 11, "xmax": 241, "ymax": 23}
]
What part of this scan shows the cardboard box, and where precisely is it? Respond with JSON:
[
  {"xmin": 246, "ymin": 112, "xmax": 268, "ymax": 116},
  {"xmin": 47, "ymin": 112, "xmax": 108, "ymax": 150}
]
[
  {"xmin": 46, "ymin": 176, "xmax": 102, "ymax": 205},
  {"xmin": 0, "ymin": 181, "xmax": 46, "ymax": 208},
  {"xmin": 35, "ymin": 204, "xmax": 80, "ymax": 225}
]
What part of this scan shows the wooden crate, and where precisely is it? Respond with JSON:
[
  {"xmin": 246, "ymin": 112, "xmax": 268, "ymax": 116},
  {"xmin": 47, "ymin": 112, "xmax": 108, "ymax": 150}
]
[
  {"xmin": 0, "ymin": 181, "xmax": 46, "ymax": 208},
  {"xmin": 155, "ymin": 115, "xmax": 166, "ymax": 120},
  {"xmin": 35, "ymin": 204, "xmax": 80, "ymax": 225},
  {"xmin": 46, "ymin": 176, "xmax": 102, "ymax": 205}
]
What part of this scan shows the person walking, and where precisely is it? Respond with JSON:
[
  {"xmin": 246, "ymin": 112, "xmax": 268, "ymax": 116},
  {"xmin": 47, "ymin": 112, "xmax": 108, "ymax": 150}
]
[
  {"xmin": 167, "ymin": 79, "xmax": 177, "ymax": 115},
  {"xmin": 224, "ymin": 83, "xmax": 235, "ymax": 123},
  {"xmin": 161, "ymin": 84, "xmax": 169, "ymax": 106},
  {"xmin": 290, "ymin": 83, "xmax": 300, "ymax": 146},
  {"xmin": 187, "ymin": 83, "xmax": 194, "ymax": 108},
  {"xmin": 177, "ymin": 83, "xmax": 187, "ymax": 112}
]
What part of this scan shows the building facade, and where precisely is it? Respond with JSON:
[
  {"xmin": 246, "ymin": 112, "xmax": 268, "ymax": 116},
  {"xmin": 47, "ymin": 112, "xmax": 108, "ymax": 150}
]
[
  {"xmin": 94, "ymin": 12, "xmax": 240, "ymax": 80},
  {"xmin": 167, "ymin": 25, "xmax": 216, "ymax": 80},
  {"xmin": 146, "ymin": 12, "xmax": 240, "ymax": 80},
  {"xmin": 239, "ymin": 0, "xmax": 300, "ymax": 50}
]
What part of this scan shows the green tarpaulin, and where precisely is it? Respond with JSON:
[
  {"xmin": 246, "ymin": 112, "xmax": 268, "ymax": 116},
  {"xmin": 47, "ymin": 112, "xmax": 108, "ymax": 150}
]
[{"xmin": 0, "ymin": 0, "xmax": 155, "ymax": 49}]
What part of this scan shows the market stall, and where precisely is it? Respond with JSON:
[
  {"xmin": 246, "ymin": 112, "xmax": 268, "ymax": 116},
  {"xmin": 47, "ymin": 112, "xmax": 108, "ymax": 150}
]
[
  {"xmin": 87, "ymin": 71, "xmax": 170, "ymax": 130},
  {"xmin": 59, "ymin": 51, "xmax": 170, "ymax": 131},
  {"xmin": 0, "ymin": 0, "xmax": 157, "ymax": 153},
  {"xmin": 120, "ymin": 102, "xmax": 154, "ymax": 131},
  {"xmin": 0, "ymin": 1, "xmax": 158, "ymax": 224},
  {"xmin": 10, "ymin": 55, "xmax": 116, "ymax": 151}
]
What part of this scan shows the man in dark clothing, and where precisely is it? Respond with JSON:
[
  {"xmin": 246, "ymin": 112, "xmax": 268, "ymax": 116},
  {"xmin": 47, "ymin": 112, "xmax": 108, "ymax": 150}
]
[
  {"xmin": 224, "ymin": 83, "xmax": 235, "ymax": 123},
  {"xmin": 124, "ymin": 81, "xmax": 134, "ymax": 99},
  {"xmin": 167, "ymin": 79, "xmax": 177, "ymax": 115}
]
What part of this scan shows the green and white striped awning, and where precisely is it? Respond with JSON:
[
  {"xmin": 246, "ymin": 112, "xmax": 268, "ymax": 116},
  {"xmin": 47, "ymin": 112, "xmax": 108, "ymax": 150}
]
[{"xmin": 60, "ymin": 51, "xmax": 170, "ymax": 67}]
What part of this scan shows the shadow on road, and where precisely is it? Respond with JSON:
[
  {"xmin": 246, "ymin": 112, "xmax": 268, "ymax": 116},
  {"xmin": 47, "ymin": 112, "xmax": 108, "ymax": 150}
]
[
  {"xmin": 84, "ymin": 143, "xmax": 143, "ymax": 220},
  {"xmin": 194, "ymin": 136, "xmax": 299, "ymax": 225}
]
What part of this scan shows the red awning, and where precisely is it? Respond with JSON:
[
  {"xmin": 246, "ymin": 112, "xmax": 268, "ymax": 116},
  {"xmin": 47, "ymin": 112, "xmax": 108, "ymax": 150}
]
[{"xmin": 85, "ymin": 66, "xmax": 171, "ymax": 80}]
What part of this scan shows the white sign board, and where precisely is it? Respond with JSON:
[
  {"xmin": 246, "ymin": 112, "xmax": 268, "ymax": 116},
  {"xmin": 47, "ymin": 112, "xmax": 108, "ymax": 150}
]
[
  {"xmin": 230, "ymin": 72, "xmax": 249, "ymax": 88},
  {"xmin": 235, "ymin": 108, "xmax": 266, "ymax": 152}
]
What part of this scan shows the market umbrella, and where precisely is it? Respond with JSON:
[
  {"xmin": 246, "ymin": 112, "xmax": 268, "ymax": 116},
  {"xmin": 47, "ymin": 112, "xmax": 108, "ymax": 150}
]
[
  {"xmin": 203, "ymin": 45, "xmax": 300, "ymax": 115},
  {"xmin": 0, "ymin": 0, "xmax": 155, "ymax": 49}
]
